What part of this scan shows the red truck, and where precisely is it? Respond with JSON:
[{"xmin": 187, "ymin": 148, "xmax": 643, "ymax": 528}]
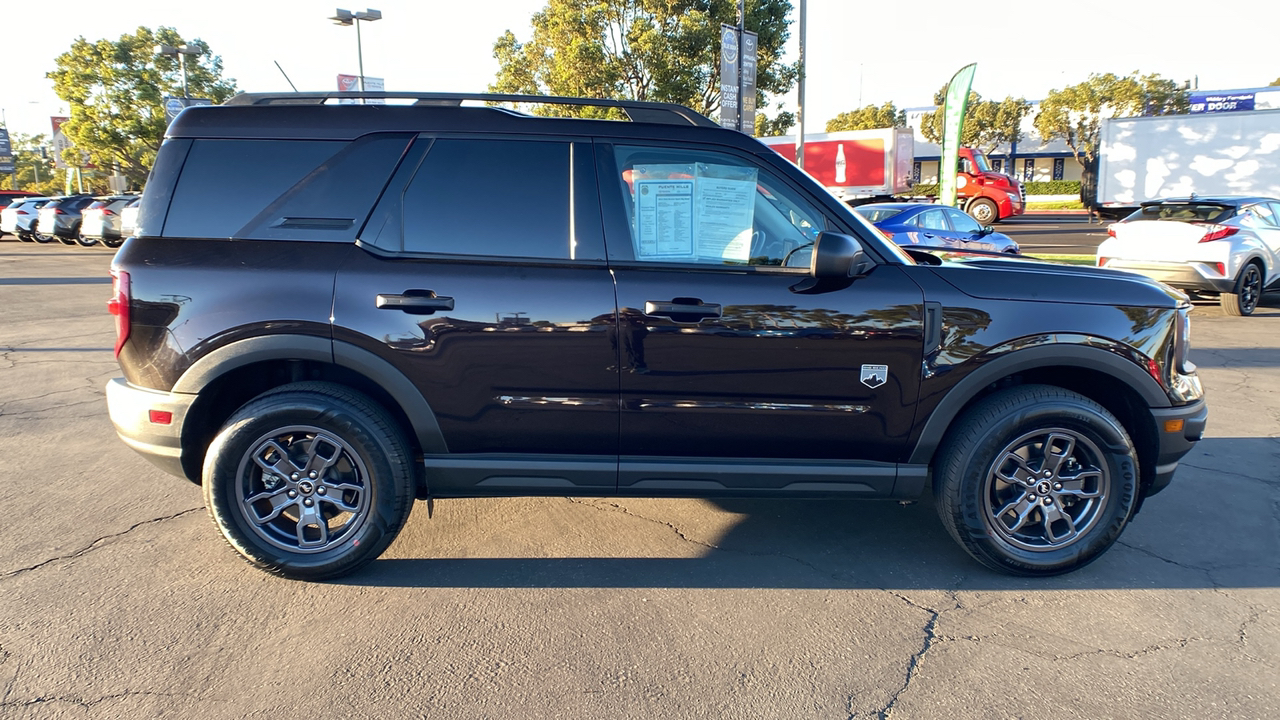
[{"xmin": 760, "ymin": 130, "xmax": 1025, "ymax": 223}]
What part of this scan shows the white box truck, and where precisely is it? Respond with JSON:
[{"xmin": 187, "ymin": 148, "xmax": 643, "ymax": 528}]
[{"xmin": 1096, "ymin": 109, "xmax": 1280, "ymax": 219}]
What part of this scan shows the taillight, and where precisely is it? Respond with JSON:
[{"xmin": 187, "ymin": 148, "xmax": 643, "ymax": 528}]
[
  {"xmin": 1098, "ymin": 257, "xmax": 1109, "ymax": 267},
  {"xmin": 1106, "ymin": 225, "xmax": 1117, "ymax": 237},
  {"xmin": 17, "ymin": 209, "xmax": 29, "ymax": 215},
  {"xmin": 102, "ymin": 208, "xmax": 116, "ymax": 216},
  {"xmin": 107, "ymin": 270, "xmax": 131, "ymax": 357},
  {"xmin": 53, "ymin": 208, "xmax": 66, "ymax": 215},
  {"xmin": 1214, "ymin": 262, "xmax": 1226, "ymax": 276},
  {"xmin": 1197, "ymin": 224, "xmax": 1239, "ymax": 242}
]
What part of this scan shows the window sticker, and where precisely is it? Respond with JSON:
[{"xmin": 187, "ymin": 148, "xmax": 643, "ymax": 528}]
[{"xmin": 628, "ymin": 162, "xmax": 758, "ymax": 263}]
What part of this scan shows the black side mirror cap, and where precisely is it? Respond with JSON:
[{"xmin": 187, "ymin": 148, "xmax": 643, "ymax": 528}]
[
  {"xmin": 810, "ymin": 231, "xmax": 869, "ymax": 279},
  {"xmin": 979, "ymin": 225, "xmax": 995, "ymax": 236},
  {"xmin": 791, "ymin": 232, "xmax": 869, "ymax": 294}
]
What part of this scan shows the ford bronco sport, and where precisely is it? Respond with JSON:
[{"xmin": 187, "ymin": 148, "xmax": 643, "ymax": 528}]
[{"xmin": 106, "ymin": 92, "xmax": 1207, "ymax": 580}]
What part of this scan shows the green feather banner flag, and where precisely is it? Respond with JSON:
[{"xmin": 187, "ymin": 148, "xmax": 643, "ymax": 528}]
[{"xmin": 939, "ymin": 63, "xmax": 977, "ymax": 208}]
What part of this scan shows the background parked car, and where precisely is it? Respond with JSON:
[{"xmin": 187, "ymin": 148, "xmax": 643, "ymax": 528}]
[
  {"xmin": 1097, "ymin": 196, "xmax": 1280, "ymax": 316},
  {"xmin": 36, "ymin": 195, "xmax": 95, "ymax": 245},
  {"xmin": 854, "ymin": 202, "xmax": 1021, "ymax": 254},
  {"xmin": 2, "ymin": 197, "xmax": 52, "ymax": 242},
  {"xmin": 118, "ymin": 197, "xmax": 141, "ymax": 242},
  {"xmin": 81, "ymin": 195, "xmax": 137, "ymax": 248}
]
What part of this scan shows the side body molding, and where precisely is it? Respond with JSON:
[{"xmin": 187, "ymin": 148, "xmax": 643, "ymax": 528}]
[
  {"xmin": 908, "ymin": 340, "xmax": 1171, "ymax": 466},
  {"xmin": 172, "ymin": 334, "xmax": 448, "ymax": 455}
]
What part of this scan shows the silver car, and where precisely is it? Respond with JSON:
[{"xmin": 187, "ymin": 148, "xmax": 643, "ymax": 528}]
[
  {"xmin": 1097, "ymin": 196, "xmax": 1280, "ymax": 316},
  {"xmin": 81, "ymin": 195, "xmax": 138, "ymax": 248},
  {"xmin": 1, "ymin": 197, "xmax": 51, "ymax": 242}
]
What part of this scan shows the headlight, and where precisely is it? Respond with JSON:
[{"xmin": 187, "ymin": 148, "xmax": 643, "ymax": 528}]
[{"xmin": 1174, "ymin": 307, "xmax": 1194, "ymax": 374}]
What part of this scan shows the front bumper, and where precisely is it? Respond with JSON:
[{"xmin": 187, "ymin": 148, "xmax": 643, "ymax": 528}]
[
  {"xmin": 1146, "ymin": 398, "xmax": 1209, "ymax": 496},
  {"xmin": 106, "ymin": 378, "xmax": 198, "ymax": 482},
  {"xmin": 1105, "ymin": 260, "xmax": 1235, "ymax": 293}
]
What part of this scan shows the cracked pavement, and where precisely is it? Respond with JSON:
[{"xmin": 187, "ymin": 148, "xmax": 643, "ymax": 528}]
[{"xmin": 1, "ymin": 243, "xmax": 1277, "ymax": 719}]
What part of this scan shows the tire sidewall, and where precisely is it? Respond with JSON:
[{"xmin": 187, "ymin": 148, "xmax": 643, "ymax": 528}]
[
  {"xmin": 949, "ymin": 397, "xmax": 1138, "ymax": 575},
  {"xmin": 203, "ymin": 394, "xmax": 409, "ymax": 580}
]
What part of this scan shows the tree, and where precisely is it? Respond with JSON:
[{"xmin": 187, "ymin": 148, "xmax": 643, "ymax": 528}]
[
  {"xmin": 1270, "ymin": 77, "xmax": 1280, "ymax": 87},
  {"xmin": 7, "ymin": 133, "xmax": 62, "ymax": 195},
  {"xmin": 490, "ymin": 0, "xmax": 798, "ymax": 132},
  {"xmin": 1033, "ymin": 72, "xmax": 1188, "ymax": 169},
  {"xmin": 47, "ymin": 27, "xmax": 238, "ymax": 187},
  {"xmin": 825, "ymin": 102, "xmax": 904, "ymax": 132},
  {"xmin": 919, "ymin": 86, "xmax": 1031, "ymax": 154}
]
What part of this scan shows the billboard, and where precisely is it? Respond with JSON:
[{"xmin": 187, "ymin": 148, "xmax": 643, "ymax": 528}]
[{"xmin": 51, "ymin": 116, "xmax": 71, "ymax": 169}]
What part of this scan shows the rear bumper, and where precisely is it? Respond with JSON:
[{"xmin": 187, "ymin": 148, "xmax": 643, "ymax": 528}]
[
  {"xmin": 106, "ymin": 378, "xmax": 198, "ymax": 482},
  {"xmin": 1146, "ymin": 398, "xmax": 1209, "ymax": 496},
  {"xmin": 1104, "ymin": 260, "xmax": 1235, "ymax": 293}
]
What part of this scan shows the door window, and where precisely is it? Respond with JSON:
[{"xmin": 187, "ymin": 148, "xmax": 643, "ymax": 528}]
[
  {"xmin": 401, "ymin": 139, "xmax": 577, "ymax": 259},
  {"xmin": 943, "ymin": 207, "xmax": 983, "ymax": 234},
  {"xmin": 608, "ymin": 145, "xmax": 827, "ymax": 267},
  {"xmin": 1252, "ymin": 202, "xmax": 1280, "ymax": 228},
  {"xmin": 917, "ymin": 209, "xmax": 950, "ymax": 231}
]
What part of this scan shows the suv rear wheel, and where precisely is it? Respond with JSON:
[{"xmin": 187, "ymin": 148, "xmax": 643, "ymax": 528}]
[
  {"xmin": 933, "ymin": 385, "xmax": 1138, "ymax": 576},
  {"xmin": 203, "ymin": 382, "xmax": 415, "ymax": 580}
]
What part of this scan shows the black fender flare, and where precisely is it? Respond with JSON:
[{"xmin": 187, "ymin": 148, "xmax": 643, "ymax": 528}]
[
  {"xmin": 172, "ymin": 334, "xmax": 448, "ymax": 454},
  {"xmin": 907, "ymin": 341, "xmax": 1169, "ymax": 466}
]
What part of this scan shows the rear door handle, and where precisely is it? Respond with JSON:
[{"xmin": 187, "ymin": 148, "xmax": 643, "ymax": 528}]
[
  {"xmin": 376, "ymin": 290, "xmax": 455, "ymax": 314},
  {"xmin": 644, "ymin": 299, "xmax": 722, "ymax": 322}
]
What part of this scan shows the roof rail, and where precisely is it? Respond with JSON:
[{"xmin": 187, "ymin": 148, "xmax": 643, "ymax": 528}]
[{"xmin": 222, "ymin": 91, "xmax": 720, "ymax": 128}]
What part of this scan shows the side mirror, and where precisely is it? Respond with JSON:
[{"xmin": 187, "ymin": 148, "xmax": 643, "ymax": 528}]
[
  {"xmin": 979, "ymin": 225, "xmax": 995, "ymax": 236},
  {"xmin": 811, "ymin": 231, "xmax": 868, "ymax": 278}
]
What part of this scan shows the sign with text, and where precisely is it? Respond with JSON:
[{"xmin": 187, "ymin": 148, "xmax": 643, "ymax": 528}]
[
  {"xmin": 51, "ymin": 116, "xmax": 71, "ymax": 169},
  {"xmin": 1189, "ymin": 92, "xmax": 1255, "ymax": 114},
  {"xmin": 337, "ymin": 74, "xmax": 385, "ymax": 104},
  {"xmin": 740, "ymin": 31, "xmax": 758, "ymax": 136},
  {"xmin": 719, "ymin": 24, "xmax": 739, "ymax": 130},
  {"xmin": 0, "ymin": 129, "xmax": 12, "ymax": 174}
]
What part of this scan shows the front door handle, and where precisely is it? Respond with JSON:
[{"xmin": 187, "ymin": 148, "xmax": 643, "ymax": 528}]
[
  {"xmin": 376, "ymin": 290, "xmax": 455, "ymax": 314},
  {"xmin": 644, "ymin": 299, "xmax": 722, "ymax": 323}
]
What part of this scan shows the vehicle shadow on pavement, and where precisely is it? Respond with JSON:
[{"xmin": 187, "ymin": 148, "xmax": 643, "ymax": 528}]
[{"xmin": 342, "ymin": 436, "xmax": 1279, "ymax": 591}]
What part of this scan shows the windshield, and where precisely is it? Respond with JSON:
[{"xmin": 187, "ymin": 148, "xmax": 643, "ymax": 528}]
[
  {"xmin": 1127, "ymin": 203, "xmax": 1235, "ymax": 223},
  {"xmin": 970, "ymin": 151, "xmax": 992, "ymax": 173}
]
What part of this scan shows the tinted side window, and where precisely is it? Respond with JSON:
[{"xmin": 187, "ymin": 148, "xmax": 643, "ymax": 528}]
[
  {"xmin": 1252, "ymin": 203, "xmax": 1280, "ymax": 228},
  {"xmin": 918, "ymin": 209, "xmax": 949, "ymax": 231},
  {"xmin": 400, "ymin": 139, "xmax": 575, "ymax": 259},
  {"xmin": 164, "ymin": 136, "xmax": 413, "ymax": 241},
  {"xmin": 944, "ymin": 207, "xmax": 983, "ymax": 234}
]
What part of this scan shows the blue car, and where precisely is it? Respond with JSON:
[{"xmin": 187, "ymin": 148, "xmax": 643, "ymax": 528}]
[{"xmin": 854, "ymin": 202, "xmax": 1020, "ymax": 254}]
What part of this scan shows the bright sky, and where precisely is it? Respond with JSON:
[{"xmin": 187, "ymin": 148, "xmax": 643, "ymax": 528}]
[{"xmin": 5, "ymin": 0, "xmax": 1277, "ymax": 140}]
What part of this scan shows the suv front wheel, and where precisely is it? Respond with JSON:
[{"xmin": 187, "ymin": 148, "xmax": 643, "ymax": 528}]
[
  {"xmin": 203, "ymin": 382, "xmax": 415, "ymax": 580},
  {"xmin": 933, "ymin": 385, "xmax": 1138, "ymax": 576}
]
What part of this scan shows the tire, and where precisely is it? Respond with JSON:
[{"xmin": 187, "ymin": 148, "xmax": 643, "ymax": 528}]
[
  {"xmin": 967, "ymin": 197, "xmax": 999, "ymax": 224},
  {"xmin": 17, "ymin": 232, "xmax": 34, "ymax": 243},
  {"xmin": 76, "ymin": 233, "xmax": 99, "ymax": 247},
  {"xmin": 933, "ymin": 384, "xmax": 1138, "ymax": 576},
  {"xmin": 1219, "ymin": 261, "xmax": 1263, "ymax": 316},
  {"xmin": 102, "ymin": 236, "xmax": 124, "ymax": 249},
  {"xmin": 32, "ymin": 231, "xmax": 52, "ymax": 244},
  {"xmin": 57, "ymin": 230, "xmax": 79, "ymax": 246},
  {"xmin": 202, "ymin": 382, "xmax": 416, "ymax": 580}
]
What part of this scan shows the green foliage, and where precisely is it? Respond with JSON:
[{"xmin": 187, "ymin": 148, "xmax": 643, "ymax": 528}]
[
  {"xmin": 825, "ymin": 102, "xmax": 904, "ymax": 132},
  {"xmin": 1033, "ymin": 72, "xmax": 1188, "ymax": 166},
  {"xmin": 1025, "ymin": 180, "xmax": 1081, "ymax": 195},
  {"xmin": 754, "ymin": 104, "xmax": 795, "ymax": 137},
  {"xmin": 919, "ymin": 86, "xmax": 1031, "ymax": 154},
  {"xmin": 490, "ymin": 0, "xmax": 798, "ymax": 125},
  {"xmin": 1270, "ymin": 77, "xmax": 1280, "ymax": 87},
  {"xmin": 911, "ymin": 183, "xmax": 938, "ymax": 196},
  {"xmin": 6, "ymin": 133, "xmax": 61, "ymax": 194},
  {"xmin": 47, "ymin": 26, "xmax": 238, "ymax": 186}
]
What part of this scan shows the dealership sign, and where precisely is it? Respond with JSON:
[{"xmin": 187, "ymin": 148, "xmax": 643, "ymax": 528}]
[{"xmin": 1189, "ymin": 92, "xmax": 1255, "ymax": 114}]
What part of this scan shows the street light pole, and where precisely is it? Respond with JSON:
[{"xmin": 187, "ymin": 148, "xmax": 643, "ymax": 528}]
[
  {"xmin": 155, "ymin": 44, "xmax": 203, "ymax": 100},
  {"xmin": 330, "ymin": 9, "xmax": 382, "ymax": 94}
]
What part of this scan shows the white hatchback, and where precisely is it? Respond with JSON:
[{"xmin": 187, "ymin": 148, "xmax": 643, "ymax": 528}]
[{"xmin": 1096, "ymin": 196, "xmax": 1280, "ymax": 316}]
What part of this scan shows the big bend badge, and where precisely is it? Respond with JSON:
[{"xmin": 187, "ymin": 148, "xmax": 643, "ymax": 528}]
[{"xmin": 860, "ymin": 364, "xmax": 888, "ymax": 389}]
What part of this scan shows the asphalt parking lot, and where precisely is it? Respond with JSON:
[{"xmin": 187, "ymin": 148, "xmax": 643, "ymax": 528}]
[{"xmin": 1, "ymin": 241, "xmax": 1277, "ymax": 719}]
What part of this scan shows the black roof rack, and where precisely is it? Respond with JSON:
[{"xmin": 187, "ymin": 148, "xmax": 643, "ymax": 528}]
[{"xmin": 222, "ymin": 91, "xmax": 719, "ymax": 128}]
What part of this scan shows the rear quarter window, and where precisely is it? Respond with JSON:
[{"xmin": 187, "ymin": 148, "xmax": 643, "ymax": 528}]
[
  {"xmin": 162, "ymin": 134, "xmax": 413, "ymax": 241},
  {"xmin": 1130, "ymin": 203, "xmax": 1235, "ymax": 223}
]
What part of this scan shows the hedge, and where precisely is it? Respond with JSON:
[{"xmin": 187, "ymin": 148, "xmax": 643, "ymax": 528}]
[{"xmin": 905, "ymin": 180, "xmax": 1080, "ymax": 196}]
